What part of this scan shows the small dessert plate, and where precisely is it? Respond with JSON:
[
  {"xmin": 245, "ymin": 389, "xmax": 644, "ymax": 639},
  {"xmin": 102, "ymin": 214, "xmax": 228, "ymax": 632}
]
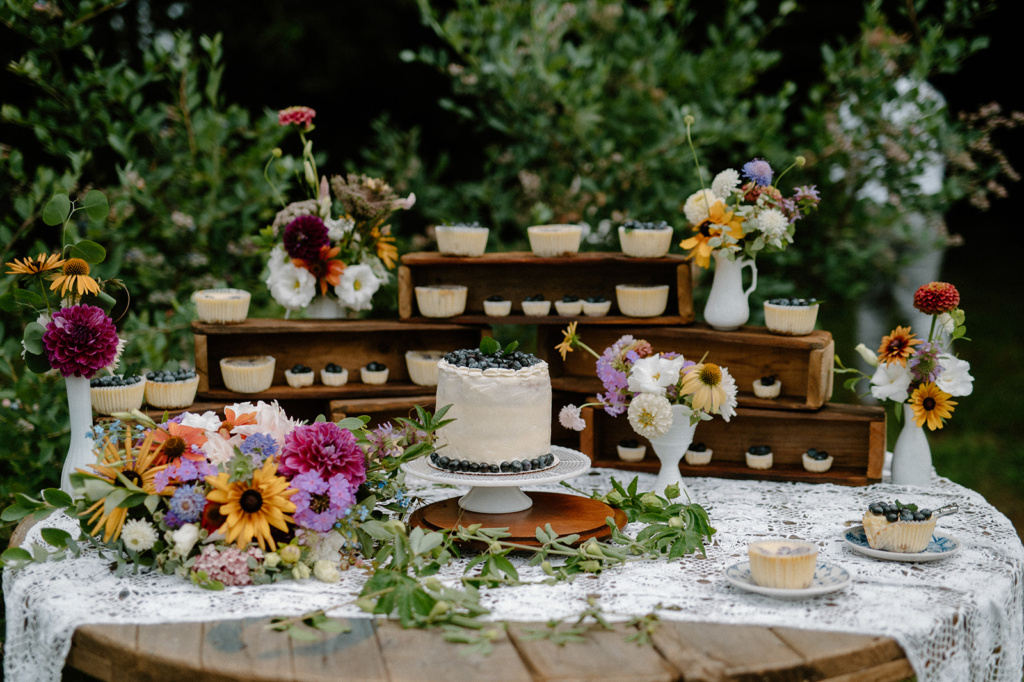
[
  {"xmin": 724, "ymin": 561, "xmax": 850, "ymax": 599},
  {"xmin": 843, "ymin": 525, "xmax": 960, "ymax": 562}
]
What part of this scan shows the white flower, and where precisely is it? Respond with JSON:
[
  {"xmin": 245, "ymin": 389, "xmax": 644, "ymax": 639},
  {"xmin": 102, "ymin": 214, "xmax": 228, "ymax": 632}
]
[
  {"xmin": 324, "ymin": 217, "xmax": 354, "ymax": 241},
  {"xmin": 627, "ymin": 392, "xmax": 674, "ymax": 439},
  {"xmin": 683, "ymin": 189, "xmax": 719, "ymax": 225},
  {"xmin": 936, "ymin": 354, "xmax": 973, "ymax": 396},
  {"xmin": 266, "ymin": 244, "xmax": 291, "ymax": 276},
  {"xmin": 303, "ymin": 530, "xmax": 349, "ymax": 563},
  {"xmin": 392, "ymin": 192, "xmax": 416, "ymax": 210},
  {"xmin": 752, "ymin": 208, "xmax": 789, "ymax": 248},
  {"xmin": 627, "ymin": 354, "xmax": 685, "ymax": 396},
  {"xmin": 711, "ymin": 169, "xmax": 741, "ymax": 199},
  {"xmin": 169, "ymin": 523, "xmax": 200, "ymax": 558},
  {"xmin": 313, "ymin": 559, "xmax": 341, "ymax": 583},
  {"xmin": 178, "ymin": 410, "xmax": 222, "ymax": 432},
  {"xmin": 232, "ymin": 400, "xmax": 301, "ymax": 449},
  {"xmin": 869, "ymin": 362, "xmax": 912, "ymax": 402},
  {"xmin": 335, "ymin": 263, "xmax": 381, "ymax": 311},
  {"xmin": 854, "ymin": 343, "xmax": 879, "ymax": 368},
  {"xmin": 122, "ymin": 519, "xmax": 158, "ymax": 552},
  {"xmin": 203, "ymin": 433, "xmax": 243, "ymax": 466},
  {"xmin": 558, "ymin": 405, "xmax": 586, "ymax": 431},
  {"xmin": 716, "ymin": 366, "xmax": 738, "ymax": 422},
  {"xmin": 105, "ymin": 337, "xmax": 128, "ymax": 373},
  {"xmin": 267, "ymin": 260, "xmax": 317, "ymax": 311}
]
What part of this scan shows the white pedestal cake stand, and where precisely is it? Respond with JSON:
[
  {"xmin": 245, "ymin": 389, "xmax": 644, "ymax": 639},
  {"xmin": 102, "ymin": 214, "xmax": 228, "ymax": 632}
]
[{"xmin": 402, "ymin": 445, "xmax": 591, "ymax": 513}]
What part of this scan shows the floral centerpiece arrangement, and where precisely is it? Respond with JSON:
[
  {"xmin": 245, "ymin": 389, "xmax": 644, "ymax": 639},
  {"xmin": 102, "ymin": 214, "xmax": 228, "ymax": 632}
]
[
  {"xmin": 260, "ymin": 106, "xmax": 415, "ymax": 317},
  {"xmin": 555, "ymin": 323, "xmax": 738, "ymax": 495},
  {"xmin": 4, "ymin": 190, "xmax": 127, "ymax": 492},
  {"xmin": 836, "ymin": 281, "xmax": 972, "ymax": 485}
]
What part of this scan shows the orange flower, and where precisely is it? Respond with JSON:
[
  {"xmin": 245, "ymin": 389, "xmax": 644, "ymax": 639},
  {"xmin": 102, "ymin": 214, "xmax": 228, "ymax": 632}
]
[
  {"xmin": 373, "ymin": 226, "xmax": 398, "ymax": 269},
  {"xmin": 151, "ymin": 422, "xmax": 209, "ymax": 465},
  {"xmin": 293, "ymin": 245, "xmax": 345, "ymax": 295},
  {"xmin": 49, "ymin": 258, "xmax": 100, "ymax": 298},
  {"xmin": 6, "ymin": 252, "xmax": 65, "ymax": 276},
  {"xmin": 218, "ymin": 407, "xmax": 258, "ymax": 439},
  {"xmin": 877, "ymin": 326, "xmax": 923, "ymax": 367}
]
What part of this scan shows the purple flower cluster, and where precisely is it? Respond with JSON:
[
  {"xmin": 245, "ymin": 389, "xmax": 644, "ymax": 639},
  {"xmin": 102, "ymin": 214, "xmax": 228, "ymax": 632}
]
[
  {"xmin": 192, "ymin": 544, "xmax": 263, "ymax": 586},
  {"xmin": 42, "ymin": 305, "xmax": 120, "ymax": 378},
  {"xmin": 909, "ymin": 342, "xmax": 942, "ymax": 384},
  {"xmin": 282, "ymin": 215, "xmax": 329, "ymax": 260},
  {"xmin": 364, "ymin": 423, "xmax": 403, "ymax": 460},
  {"xmin": 154, "ymin": 458, "xmax": 217, "ymax": 494},
  {"xmin": 291, "ymin": 470, "xmax": 357, "ymax": 532},
  {"xmin": 742, "ymin": 158, "xmax": 774, "ymax": 187},
  {"xmin": 278, "ymin": 421, "xmax": 367, "ymax": 488},
  {"xmin": 168, "ymin": 484, "xmax": 207, "ymax": 525},
  {"xmin": 240, "ymin": 432, "xmax": 279, "ymax": 467},
  {"xmin": 595, "ymin": 335, "xmax": 657, "ymax": 416}
]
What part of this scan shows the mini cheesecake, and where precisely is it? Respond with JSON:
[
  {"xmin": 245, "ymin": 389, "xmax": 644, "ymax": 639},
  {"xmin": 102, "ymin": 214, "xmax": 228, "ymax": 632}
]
[
  {"xmin": 527, "ymin": 224, "xmax": 583, "ymax": 257},
  {"xmin": 144, "ymin": 369, "xmax": 200, "ymax": 409},
  {"xmin": 753, "ymin": 375, "xmax": 781, "ymax": 399},
  {"xmin": 415, "ymin": 285, "xmax": 468, "ymax": 318},
  {"xmin": 284, "ymin": 364, "xmax": 314, "ymax": 388},
  {"xmin": 582, "ymin": 296, "xmax": 612, "ymax": 317},
  {"xmin": 90, "ymin": 375, "xmax": 146, "ymax": 415},
  {"xmin": 320, "ymin": 363, "xmax": 349, "ymax": 387},
  {"xmin": 220, "ymin": 355, "xmax": 275, "ymax": 394},
  {"xmin": 862, "ymin": 501, "xmax": 937, "ymax": 553},
  {"xmin": 521, "ymin": 294, "xmax": 552, "ymax": 317},
  {"xmin": 483, "ymin": 295, "xmax": 513, "ymax": 317},
  {"xmin": 616, "ymin": 439, "xmax": 646, "ymax": 463},
  {"xmin": 764, "ymin": 298, "xmax": 819, "ymax": 336},
  {"xmin": 405, "ymin": 350, "xmax": 444, "ymax": 387},
  {"xmin": 193, "ymin": 288, "xmax": 251, "ymax": 324},
  {"xmin": 745, "ymin": 445, "xmax": 773, "ymax": 470},
  {"xmin": 748, "ymin": 539, "xmax": 819, "ymax": 589},
  {"xmin": 684, "ymin": 442, "xmax": 713, "ymax": 466},
  {"xmin": 435, "ymin": 223, "xmax": 489, "ymax": 257},
  {"xmin": 615, "ymin": 284, "xmax": 669, "ymax": 318},
  {"xmin": 618, "ymin": 220, "xmax": 673, "ymax": 258},
  {"xmin": 802, "ymin": 448, "xmax": 833, "ymax": 473},
  {"xmin": 360, "ymin": 362, "xmax": 389, "ymax": 385},
  {"xmin": 554, "ymin": 295, "xmax": 583, "ymax": 316}
]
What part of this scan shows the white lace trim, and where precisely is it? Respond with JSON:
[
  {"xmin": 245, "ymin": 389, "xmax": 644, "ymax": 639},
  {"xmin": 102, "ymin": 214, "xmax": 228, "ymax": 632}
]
[{"xmin": 4, "ymin": 470, "xmax": 1023, "ymax": 682}]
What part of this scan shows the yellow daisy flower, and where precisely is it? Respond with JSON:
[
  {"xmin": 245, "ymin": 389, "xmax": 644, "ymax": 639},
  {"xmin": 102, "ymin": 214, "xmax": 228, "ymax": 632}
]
[
  {"xmin": 680, "ymin": 362, "xmax": 728, "ymax": 413},
  {"xmin": 80, "ymin": 430, "xmax": 168, "ymax": 543},
  {"xmin": 206, "ymin": 459, "xmax": 296, "ymax": 551},
  {"xmin": 877, "ymin": 325, "xmax": 923, "ymax": 367},
  {"xmin": 909, "ymin": 382, "xmax": 957, "ymax": 431},
  {"xmin": 49, "ymin": 258, "xmax": 101, "ymax": 298},
  {"xmin": 372, "ymin": 226, "xmax": 399, "ymax": 270},
  {"xmin": 555, "ymin": 322, "xmax": 578, "ymax": 360},
  {"xmin": 5, "ymin": 252, "xmax": 65, "ymax": 276},
  {"xmin": 679, "ymin": 201, "xmax": 745, "ymax": 268}
]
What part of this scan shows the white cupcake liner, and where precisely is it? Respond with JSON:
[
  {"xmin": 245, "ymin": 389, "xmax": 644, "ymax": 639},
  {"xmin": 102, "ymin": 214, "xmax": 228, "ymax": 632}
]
[
  {"xmin": 582, "ymin": 300, "xmax": 612, "ymax": 317},
  {"xmin": 360, "ymin": 367, "xmax": 389, "ymax": 385},
  {"xmin": 745, "ymin": 451, "xmax": 774, "ymax": 470},
  {"xmin": 802, "ymin": 453, "xmax": 834, "ymax": 473},
  {"xmin": 483, "ymin": 299, "xmax": 513, "ymax": 317},
  {"xmin": 752, "ymin": 380, "xmax": 781, "ymax": 399},
  {"xmin": 406, "ymin": 351, "xmax": 444, "ymax": 387},
  {"xmin": 616, "ymin": 284, "xmax": 669, "ymax": 317},
  {"xmin": 145, "ymin": 376, "xmax": 199, "ymax": 409},
  {"xmin": 527, "ymin": 224, "xmax": 583, "ymax": 257},
  {"xmin": 435, "ymin": 225, "xmax": 489, "ymax": 257},
  {"xmin": 764, "ymin": 303, "xmax": 819, "ymax": 336},
  {"xmin": 193, "ymin": 288, "xmax": 251, "ymax": 324},
  {"xmin": 320, "ymin": 368, "xmax": 349, "ymax": 387},
  {"xmin": 415, "ymin": 285, "xmax": 468, "ymax": 318},
  {"xmin": 616, "ymin": 445, "xmax": 647, "ymax": 463},
  {"xmin": 521, "ymin": 300, "xmax": 552, "ymax": 316},
  {"xmin": 285, "ymin": 370, "xmax": 314, "ymax": 388},
  {"xmin": 91, "ymin": 378, "xmax": 147, "ymax": 415},
  {"xmin": 684, "ymin": 449, "xmax": 713, "ymax": 466},
  {"xmin": 220, "ymin": 356, "xmax": 275, "ymax": 394},
  {"xmin": 618, "ymin": 226, "xmax": 673, "ymax": 258},
  {"xmin": 554, "ymin": 300, "xmax": 583, "ymax": 316}
]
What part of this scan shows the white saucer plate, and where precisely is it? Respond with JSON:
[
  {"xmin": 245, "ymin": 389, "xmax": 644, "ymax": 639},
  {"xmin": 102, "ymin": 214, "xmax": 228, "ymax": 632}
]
[
  {"xmin": 843, "ymin": 525, "xmax": 961, "ymax": 562},
  {"xmin": 724, "ymin": 561, "xmax": 850, "ymax": 599}
]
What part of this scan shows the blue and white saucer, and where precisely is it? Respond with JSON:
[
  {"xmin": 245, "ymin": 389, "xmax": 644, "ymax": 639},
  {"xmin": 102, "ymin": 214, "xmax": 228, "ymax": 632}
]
[
  {"xmin": 843, "ymin": 525, "xmax": 960, "ymax": 562},
  {"xmin": 724, "ymin": 561, "xmax": 850, "ymax": 599}
]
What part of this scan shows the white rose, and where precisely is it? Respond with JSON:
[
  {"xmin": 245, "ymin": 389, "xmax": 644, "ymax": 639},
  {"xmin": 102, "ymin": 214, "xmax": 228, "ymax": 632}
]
[
  {"xmin": 170, "ymin": 524, "xmax": 200, "ymax": 557},
  {"xmin": 178, "ymin": 410, "xmax": 222, "ymax": 432},
  {"xmin": 683, "ymin": 189, "xmax": 719, "ymax": 225},
  {"xmin": 313, "ymin": 559, "xmax": 341, "ymax": 583}
]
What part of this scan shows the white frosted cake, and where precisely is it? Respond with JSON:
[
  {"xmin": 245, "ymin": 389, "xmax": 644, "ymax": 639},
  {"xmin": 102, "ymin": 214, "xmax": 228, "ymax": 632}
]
[{"xmin": 431, "ymin": 348, "xmax": 554, "ymax": 473}]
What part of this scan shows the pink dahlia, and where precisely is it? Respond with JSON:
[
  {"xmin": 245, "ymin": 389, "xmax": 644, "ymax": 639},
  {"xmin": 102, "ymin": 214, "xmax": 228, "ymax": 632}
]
[
  {"xmin": 913, "ymin": 282, "xmax": 960, "ymax": 315},
  {"xmin": 278, "ymin": 106, "xmax": 316, "ymax": 129},
  {"xmin": 42, "ymin": 305, "xmax": 120, "ymax": 378},
  {"xmin": 278, "ymin": 421, "xmax": 366, "ymax": 487},
  {"xmin": 282, "ymin": 215, "xmax": 330, "ymax": 261}
]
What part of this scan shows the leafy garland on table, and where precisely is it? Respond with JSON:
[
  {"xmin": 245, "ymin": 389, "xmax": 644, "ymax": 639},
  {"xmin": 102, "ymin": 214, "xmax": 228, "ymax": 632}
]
[{"xmin": 1, "ymin": 398, "xmax": 714, "ymax": 653}]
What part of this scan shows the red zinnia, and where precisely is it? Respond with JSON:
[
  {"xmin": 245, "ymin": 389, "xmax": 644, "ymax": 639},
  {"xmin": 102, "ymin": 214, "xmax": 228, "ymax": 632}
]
[
  {"xmin": 913, "ymin": 282, "xmax": 960, "ymax": 315},
  {"xmin": 42, "ymin": 305, "xmax": 120, "ymax": 378},
  {"xmin": 278, "ymin": 106, "xmax": 316, "ymax": 129}
]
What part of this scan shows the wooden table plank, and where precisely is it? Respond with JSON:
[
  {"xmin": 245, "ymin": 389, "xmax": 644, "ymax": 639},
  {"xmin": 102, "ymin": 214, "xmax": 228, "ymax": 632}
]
[
  {"xmin": 67, "ymin": 623, "xmax": 139, "ymax": 682},
  {"xmin": 771, "ymin": 626, "xmax": 912, "ymax": 681},
  {"xmin": 507, "ymin": 622, "xmax": 676, "ymax": 682},
  {"xmin": 199, "ymin": 618, "xmax": 297, "ymax": 681},
  {"xmin": 651, "ymin": 622, "xmax": 807, "ymax": 681},
  {"xmin": 375, "ymin": 619, "xmax": 532, "ymax": 682}
]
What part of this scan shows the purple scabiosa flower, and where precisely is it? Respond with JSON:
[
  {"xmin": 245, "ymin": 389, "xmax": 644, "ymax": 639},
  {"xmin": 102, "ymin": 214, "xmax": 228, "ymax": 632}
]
[
  {"xmin": 278, "ymin": 421, "xmax": 367, "ymax": 487},
  {"xmin": 282, "ymin": 215, "xmax": 330, "ymax": 261},
  {"xmin": 163, "ymin": 509, "xmax": 185, "ymax": 530},
  {"xmin": 365, "ymin": 423, "xmax": 402, "ymax": 460},
  {"xmin": 42, "ymin": 305, "xmax": 120, "ymax": 378},
  {"xmin": 909, "ymin": 342, "xmax": 942, "ymax": 384},
  {"xmin": 240, "ymin": 432, "xmax": 279, "ymax": 467},
  {"xmin": 169, "ymin": 484, "xmax": 207, "ymax": 524},
  {"xmin": 794, "ymin": 185, "xmax": 820, "ymax": 203},
  {"xmin": 291, "ymin": 471, "xmax": 357, "ymax": 532},
  {"xmin": 742, "ymin": 158, "xmax": 774, "ymax": 187}
]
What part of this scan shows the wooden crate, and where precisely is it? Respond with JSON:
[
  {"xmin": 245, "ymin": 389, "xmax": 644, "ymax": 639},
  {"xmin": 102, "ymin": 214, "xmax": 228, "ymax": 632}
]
[
  {"xmin": 578, "ymin": 403, "xmax": 885, "ymax": 486},
  {"xmin": 539, "ymin": 323, "xmax": 834, "ymax": 411},
  {"xmin": 398, "ymin": 251, "xmax": 694, "ymax": 325},
  {"xmin": 193, "ymin": 319, "xmax": 482, "ymax": 402}
]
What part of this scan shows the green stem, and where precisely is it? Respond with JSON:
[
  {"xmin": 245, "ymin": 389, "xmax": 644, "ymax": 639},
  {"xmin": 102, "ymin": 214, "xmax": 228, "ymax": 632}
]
[
  {"xmin": 264, "ymin": 156, "xmax": 286, "ymax": 208},
  {"xmin": 772, "ymin": 157, "xmax": 803, "ymax": 189},
  {"xmin": 684, "ymin": 118, "xmax": 711, "ymax": 217},
  {"xmin": 927, "ymin": 315, "xmax": 937, "ymax": 344}
]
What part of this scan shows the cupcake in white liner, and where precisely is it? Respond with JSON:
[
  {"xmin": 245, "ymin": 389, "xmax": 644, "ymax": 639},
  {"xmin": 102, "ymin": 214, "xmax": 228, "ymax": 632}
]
[
  {"xmin": 145, "ymin": 370, "xmax": 200, "ymax": 410},
  {"xmin": 90, "ymin": 375, "xmax": 146, "ymax": 415},
  {"xmin": 405, "ymin": 350, "xmax": 445, "ymax": 387},
  {"xmin": 748, "ymin": 539, "xmax": 819, "ymax": 589},
  {"xmin": 582, "ymin": 296, "xmax": 612, "ymax": 317},
  {"xmin": 284, "ymin": 364, "xmax": 315, "ymax": 388},
  {"xmin": 862, "ymin": 502, "xmax": 938, "ymax": 553},
  {"xmin": 415, "ymin": 285, "xmax": 468, "ymax": 318},
  {"xmin": 745, "ymin": 445, "xmax": 773, "ymax": 470},
  {"xmin": 684, "ymin": 442, "xmax": 713, "ymax": 466},
  {"xmin": 360, "ymin": 362, "xmax": 389, "ymax": 385},
  {"xmin": 753, "ymin": 375, "xmax": 781, "ymax": 399},
  {"xmin": 435, "ymin": 223, "xmax": 489, "ymax": 257},
  {"xmin": 617, "ymin": 220, "xmax": 673, "ymax": 258},
  {"xmin": 320, "ymin": 363, "xmax": 349, "ymax": 387},
  {"xmin": 521, "ymin": 295, "xmax": 552, "ymax": 316},
  {"xmin": 527, "ymin": 224, "xmax": 584, "ymax": 257},
  {"xmin": 220, "ymin": 355, "xmax": 275, "ymax": 394},
  {"xmin": 615, "ymin": 284, "xmax": 670, "ymax": 317},
  {"xmin": 616, "ymin": 439, "xmax": 646, "ymax": 463},
  {"xmin": 192, "ymin": 288, "xmax": 251, "ymax": 324},
  {"xmin": 554, "ymin": 295, "xmax": 583, "ymax": 316},
  {"xmin": 483, "ymin": 295, "xmax": 512, "ymax": 317},
  {"xmin": 802, "ymin": 448, "xmax": 834, "ymax": 473},
  {"xmin": 764, "ymin": 297, "xmax": 820, "ymax": 336}
]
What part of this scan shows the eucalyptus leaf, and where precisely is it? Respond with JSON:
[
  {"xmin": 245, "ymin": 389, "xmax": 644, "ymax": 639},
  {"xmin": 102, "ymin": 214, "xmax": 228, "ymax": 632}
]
[
  {"xmin": 82, "ymin": 190, "xmax": 109, "ymax": 221},
  {"xmin": 42, "ymin": 193, "xmax": 70, "ymax": 226},
  {"xmin": 68, "ymin": 240, "xmax": 106, "ymax": 264}
]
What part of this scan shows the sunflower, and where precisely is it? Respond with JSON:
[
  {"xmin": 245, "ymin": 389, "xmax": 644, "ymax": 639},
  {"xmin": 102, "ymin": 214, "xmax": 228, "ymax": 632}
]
[
  {"xmin": 49, "ymin": 258, "xmax": 101, "ymax": 298},
  {"xmin": 877, "ymin": 325, "xmax": 923, "ymax": 367},
  {"xmin": 909, "ymin": 382, "xmax": 957, "ymax": 431},
  {"xmin": 205, "ymin": 458, "xmax": 296, "ymax": 551},
  {"xmin": 372, "ymin": 226, "xmax": 399, "ymax": 269},
  {"xmin": 151, "ymin": 422, "xmax": 209, "ymax": 465},
  {"xmin": 5, "ymin": 252, "xmax": 65, "ymax": 276},
  {"xmin": 79, "ymin": 430, "xmax": 169, "ymax": 543},
  {"xmin": 680, "ymin": 362, "xmax": 729, "ymax": 413},
  {"xmin": 679, "ymin": 201, "xmax": 745, "ymax": 268}
]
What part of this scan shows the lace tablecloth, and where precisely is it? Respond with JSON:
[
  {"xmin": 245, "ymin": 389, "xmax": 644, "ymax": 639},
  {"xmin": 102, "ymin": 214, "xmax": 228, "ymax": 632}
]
[{"xmin": 5, "ymin": 468, "xmax": 1024, "ymax": 682}]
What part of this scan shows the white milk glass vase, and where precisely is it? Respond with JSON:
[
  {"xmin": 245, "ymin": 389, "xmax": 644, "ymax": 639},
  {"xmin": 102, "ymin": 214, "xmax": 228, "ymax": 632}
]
[
  {"xmin": 61, "ymin": 375, "xmax": 95, "ymax": 495},
  {"xmin": 890, "ymin": 404, "xmax": 933, "ymax": 486},
  {"xmin": 703, "ymin": 251, "xmax": 757, "ymax": 331},
  {"xmin": 647, "ymin": 404, "xmax": 698, "ymax": 499}
]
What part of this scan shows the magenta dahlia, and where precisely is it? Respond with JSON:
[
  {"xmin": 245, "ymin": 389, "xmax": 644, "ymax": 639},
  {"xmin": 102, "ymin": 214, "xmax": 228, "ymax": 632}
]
[
  {"xmin": 913, "ymin": 282, "xmax": 960, "ymax": 315},
  {"xmin": 278, "ymin": 421, "xmax": 367, "ymax": 487},
  {"xmin": 282, "ymin": 215, "xmax": 330, "ymax": 261},
  {"xmin": 42, "ymin": 305, "xmax": 120, "ymax": 378}
]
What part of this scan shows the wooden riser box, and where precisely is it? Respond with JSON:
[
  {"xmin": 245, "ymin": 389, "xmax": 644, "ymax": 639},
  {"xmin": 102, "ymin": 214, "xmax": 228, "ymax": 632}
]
[
  {"xmin": 398, "ymin": 252, "xmax": 694, "ymax": 325},
  {"xmin": 329, "ymin": 396, "xmax": 437, "ymax": 430},
  {"xmin": 539, "ymin": 324, "xmax": 834, "ymax": 411},
  {"xmin": 193, "ymin": 319, "xmax": 482, "ymax": 402},
  {"xmin": 578, "ymin": 403, "xmax": 885, "ymax": 486}
]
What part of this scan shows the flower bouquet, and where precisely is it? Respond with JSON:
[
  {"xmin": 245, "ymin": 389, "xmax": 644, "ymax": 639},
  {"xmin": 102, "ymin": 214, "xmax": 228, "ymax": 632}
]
[
  {"xmin": 4, "ymin": 190, "xmax": 128, "ymax": 492},
  {"xmin": 555, "ymin": 323, "xmax": 738, "ymax": 496},
  {"xmin": 836, "ymin": 281, "xmax": 972, "ymax": 485},
  {"xmin": 260, "ymin": 106, "xmax": 415, "ymax": 317}
]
